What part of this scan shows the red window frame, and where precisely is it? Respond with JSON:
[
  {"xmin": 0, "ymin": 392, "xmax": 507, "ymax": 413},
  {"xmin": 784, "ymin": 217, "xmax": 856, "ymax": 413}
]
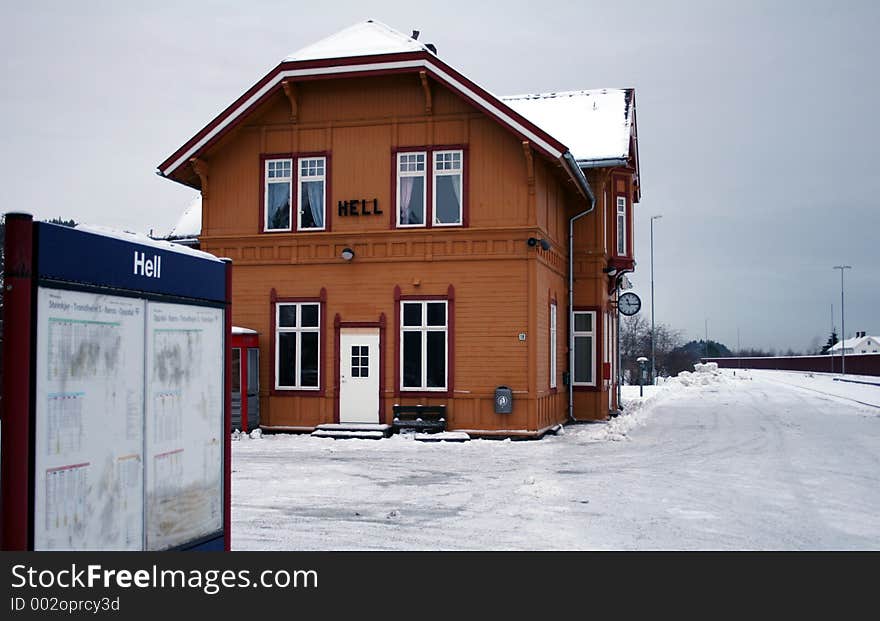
[
  {"xmin": 391, "ymin": 145, "xmax": 469, "ymax": 230},
  {"xmin": 259, "ymin": 152, "xmax": 332, "ymax": 234},
  {"xmin": 572, "ymin": 305, "xmax": 603, "ymax": 392},
  {"xmin": 610, "ymin": 174, "xmax": 633, "ymax": 261},
  {"xmin": 393, "ymin": 284, "xmax": 455, "ymax": 398},
  {"xmin": 268, "ymin": 287, "xmax": 327, "ymax": 397}
]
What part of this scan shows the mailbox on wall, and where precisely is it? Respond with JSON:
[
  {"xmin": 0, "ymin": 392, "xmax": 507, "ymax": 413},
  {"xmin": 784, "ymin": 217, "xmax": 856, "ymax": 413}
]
[{"xmin": 494, "ymin": 386, "xmax": 513, "ymax": 414}]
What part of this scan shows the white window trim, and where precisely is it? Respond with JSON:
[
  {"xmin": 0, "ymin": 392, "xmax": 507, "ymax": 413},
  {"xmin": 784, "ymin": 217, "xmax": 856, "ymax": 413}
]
[
  {"xmin": 297, "ymin": 157, "xmax": 326, "ymax": 232},
  {"xmin": 603, "ymin": 189, "xmax": 608, "ymax": 254},
  {"xmin": 264, "ymin": 158, "xmax": 293, "ymax": 232},
  {"xmin": 400, "ymin": 300, "xmax": 448, "ymax": 391},
  {"xmin": 396, "ymin": 151, "xmax": 427, "ymax": 228},
  {"xmin": 550, "ymin": 302, "xmax": 557, "ymax": 389},
  {"xmin": 432, "ymin": 149, "xmax": 464, "ymax": 227},
  {"xmin": 616, "ymin": 196, "xmax": 627, "ymax": 256},
  {"xmin": 275, "ymin": 302, "xmax": 321, "ymax": 390},
  {"xmin": 572, "ymin": 310, "xmax": 597, "ymax": 387}
]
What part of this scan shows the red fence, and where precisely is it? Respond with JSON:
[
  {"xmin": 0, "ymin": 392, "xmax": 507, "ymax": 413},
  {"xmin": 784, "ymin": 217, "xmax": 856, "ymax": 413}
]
[{"xmin": 703, "ymin": 354, "xmax": 880, "ymax": 377}]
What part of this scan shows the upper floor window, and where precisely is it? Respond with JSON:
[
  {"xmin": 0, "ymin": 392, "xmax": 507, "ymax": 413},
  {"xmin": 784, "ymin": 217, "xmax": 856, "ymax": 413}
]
[
  {"xmin": 298, "ymin": 157, "xmax": 326, "ymax": 231},
  {"xmin": 397, "ymin": 152, "xmax": 426, "ymax": 227},
  {"xmin": 616, "ymin": 196, "xmax": 627, "ymax": 256},
  {"xmin": 264, "ymin": 156, "xmax": 326, "ymax": 232},
  {"xmin": 433, "ymin": 150, "xmax": 463, "ymax": 226},
  {"xmin": 265, "ymin": 158, "xmax": 292, "ymax": 231},
  {"xmin": 395, "ymin": 147, "xmax": 466, "ymax": 229}
]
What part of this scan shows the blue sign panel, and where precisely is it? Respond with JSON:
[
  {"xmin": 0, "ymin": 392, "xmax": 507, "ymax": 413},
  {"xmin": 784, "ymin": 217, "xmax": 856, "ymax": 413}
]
[{"xmin": 36, "ymin": 222, "xmax": 226, "ymax": 303}]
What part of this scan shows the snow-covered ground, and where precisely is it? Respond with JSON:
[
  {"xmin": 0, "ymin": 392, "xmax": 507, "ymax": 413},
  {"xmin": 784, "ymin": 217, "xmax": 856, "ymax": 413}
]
[{"xmin": 231, "ymin": 367, "xmax": 880, "ymax": 550}]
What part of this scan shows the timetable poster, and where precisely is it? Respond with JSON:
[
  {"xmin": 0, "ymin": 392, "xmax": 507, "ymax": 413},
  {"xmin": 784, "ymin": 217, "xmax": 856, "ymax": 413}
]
[
  {"xmin": 145, "ymin": 302, "xmax": 224, "ymax": 551},
  {"xmin": 34, "ymin": 288, "xmax": 145, "ymax": 550}
]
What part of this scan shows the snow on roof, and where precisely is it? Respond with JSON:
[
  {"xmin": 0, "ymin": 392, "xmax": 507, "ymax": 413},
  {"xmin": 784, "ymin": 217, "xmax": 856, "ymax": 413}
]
[
  {"xmin": 167, "ymin": 194, "xmax": 202, "ymax": 239},
  {"xmin": 232, "ymin": 326, "xmax": 258, "ymax": 335},
  {"xmin": 501, "ymin": 89, "xmax": 633, "ymax": 164},
  {"xmin": 828, "ymin": 335, "xmax": 879, "ymax": 351},
  {"xmin": 284, "ymin": 19, "xmax": 432, "ymax": 62},
  {"xmin": 75, "ymin": 223, "xmax": 221, "ymax": 261}
]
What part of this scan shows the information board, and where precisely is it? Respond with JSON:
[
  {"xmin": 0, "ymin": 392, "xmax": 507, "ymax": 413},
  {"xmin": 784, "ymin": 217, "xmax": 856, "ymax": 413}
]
[
  {"xmin": 145, "ymin": 302, "xmax": 224, "ymax": 550},
  {"xmin": 2, "ymin": 218, "xmax": 230, "ymax": 552},
  {"xmin": 34, "ymin": 288, "xmax": 145, "ymax": 551}
]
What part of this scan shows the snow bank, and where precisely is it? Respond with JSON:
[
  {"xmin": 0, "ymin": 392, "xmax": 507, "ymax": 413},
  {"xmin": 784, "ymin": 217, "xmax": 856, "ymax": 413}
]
[{"xmin": 569, "ymin": 364, "xmax": 749, "ymax": 444}]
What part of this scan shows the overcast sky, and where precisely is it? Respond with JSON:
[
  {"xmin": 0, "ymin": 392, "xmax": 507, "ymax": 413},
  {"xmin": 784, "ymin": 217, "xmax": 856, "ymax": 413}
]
[{"xmin": 2, "ymin": 0, "xmax": 877, "ymax": 351}]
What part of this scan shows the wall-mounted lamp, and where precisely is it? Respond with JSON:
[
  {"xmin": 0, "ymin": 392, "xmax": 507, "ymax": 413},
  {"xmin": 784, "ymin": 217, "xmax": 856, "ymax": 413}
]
[
  {"xmin": 341, "ymin": 247, "xmax": 355, "ymax": 261},
  {"xmin": 527, "ymin": 237, "xmax": 551, "ymax": 251}
]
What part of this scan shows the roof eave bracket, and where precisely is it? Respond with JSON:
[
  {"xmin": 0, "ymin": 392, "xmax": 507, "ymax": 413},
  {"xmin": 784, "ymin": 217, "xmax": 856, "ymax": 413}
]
[{"xmin": 281, "ymin": 79, "xmax": 299, "ymax": 123}]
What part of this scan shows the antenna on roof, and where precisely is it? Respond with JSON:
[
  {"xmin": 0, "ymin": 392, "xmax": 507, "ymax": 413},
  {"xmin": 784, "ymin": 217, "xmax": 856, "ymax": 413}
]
[{"xmin": 411, "ymin": 30, "xmax": 420, "ymax": 40}]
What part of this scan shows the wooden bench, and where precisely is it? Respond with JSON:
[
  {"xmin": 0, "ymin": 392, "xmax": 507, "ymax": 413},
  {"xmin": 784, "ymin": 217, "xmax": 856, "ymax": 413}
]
[{"xmin": 392, "ymin": 404, "xmax": 447, "ymax": 434}]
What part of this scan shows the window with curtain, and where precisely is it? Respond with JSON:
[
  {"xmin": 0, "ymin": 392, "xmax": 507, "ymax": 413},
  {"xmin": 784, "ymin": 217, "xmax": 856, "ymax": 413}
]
[
  {"xmin": 400, "ymin": 300, "xmax": 447, "ymax": 391},
  {"xmin": 433, "ymin": 150, "xmax": 463, "ymax": 225},
  {"xmin": 397, "ymin": 152, "xmax": 426, "ymax": 227},
  {"xmin": 298, "ymin": 157, "xmax": 325, "ymax": 230},
  {"xmin": 573, "ymin": 311, "xmax": 596, "ymax": 386},
  {"xmin": 265, "ymin": 159, "xmax": 292, "ymax": 231},
  {"xmin": 275, "ymin": 302, "xmax": 320, "ymax": 390}
]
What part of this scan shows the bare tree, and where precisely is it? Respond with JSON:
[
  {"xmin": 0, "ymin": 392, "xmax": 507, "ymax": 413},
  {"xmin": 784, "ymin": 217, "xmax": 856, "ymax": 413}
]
[{"xmin": 619, "ymin": 314, "xmax": 683, "ymax": 383}]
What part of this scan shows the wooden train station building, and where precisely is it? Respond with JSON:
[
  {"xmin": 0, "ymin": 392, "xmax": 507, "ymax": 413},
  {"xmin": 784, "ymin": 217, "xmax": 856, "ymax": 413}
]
[{"xmin": 159, "ymin": 20, "xmax": 641, "ymax": 438}]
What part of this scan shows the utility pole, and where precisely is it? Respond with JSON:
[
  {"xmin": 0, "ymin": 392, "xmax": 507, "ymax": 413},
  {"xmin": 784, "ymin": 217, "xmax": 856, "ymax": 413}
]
[
  {"xmin": 737, "ymin": 326, "xmax": 741, "ymax": 370},
  {"xmin": 705, "ymin": 318, "xmax": 709, "ymax": 359},
  {"xmin": 650, "ymin": 215, "xmax": 662, "ymax": 384},
  {"xmin": 833, "ymin": 265, "xmax": 851, "ymax": 374}
]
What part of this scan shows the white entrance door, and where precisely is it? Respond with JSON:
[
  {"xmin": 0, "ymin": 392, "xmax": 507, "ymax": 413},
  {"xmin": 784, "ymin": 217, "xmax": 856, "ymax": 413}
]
[{"xmin": 339, "ymin": 328, "xmax": 380, "ymax": 423}]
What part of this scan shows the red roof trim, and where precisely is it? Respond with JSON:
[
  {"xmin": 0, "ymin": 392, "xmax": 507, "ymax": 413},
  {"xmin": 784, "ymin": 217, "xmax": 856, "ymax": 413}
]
[{"xmin": 158, "ymin": 51, "xmax": 572, "ymax": 185}]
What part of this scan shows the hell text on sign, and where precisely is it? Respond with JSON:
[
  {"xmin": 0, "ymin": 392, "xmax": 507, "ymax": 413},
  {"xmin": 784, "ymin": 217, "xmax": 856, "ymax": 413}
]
[{"xmin": 338, "ymin": 199, "xmax": 382, "ymax": 217}]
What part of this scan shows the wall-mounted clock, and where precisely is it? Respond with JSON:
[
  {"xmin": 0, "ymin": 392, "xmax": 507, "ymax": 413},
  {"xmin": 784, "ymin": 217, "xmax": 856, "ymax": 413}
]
[{"xmin": 618, "ymin": 291, "xmax": 642, "ymax": 316}]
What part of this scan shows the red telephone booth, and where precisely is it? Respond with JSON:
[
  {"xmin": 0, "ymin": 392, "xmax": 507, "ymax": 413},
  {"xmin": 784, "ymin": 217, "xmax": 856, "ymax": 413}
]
[{"xmin": 231, "ymin": 327, "xmax": 260, "ymax": 432}]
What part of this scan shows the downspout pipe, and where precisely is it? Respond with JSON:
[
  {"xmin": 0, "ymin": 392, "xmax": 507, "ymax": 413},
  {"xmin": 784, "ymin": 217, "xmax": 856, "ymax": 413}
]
[{"xmin": 565, "ymin": 152, "xmax": 595, "ymax": 423}]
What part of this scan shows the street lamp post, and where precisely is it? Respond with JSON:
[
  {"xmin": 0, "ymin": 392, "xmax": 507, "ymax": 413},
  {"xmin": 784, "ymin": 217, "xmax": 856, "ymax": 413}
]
[
  {"xmin": 650, "ymin": 214, "xmax": 662, "ymax": 384},
  {"xmin": 833, "ymin": 265, "xmax": 852, "ymax": 374}
]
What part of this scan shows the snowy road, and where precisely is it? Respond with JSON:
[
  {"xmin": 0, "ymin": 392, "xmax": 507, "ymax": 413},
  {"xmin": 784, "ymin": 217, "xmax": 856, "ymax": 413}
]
[{"xmin": 231, "ymin": 370, "xmax": 880, "ymax": 550}]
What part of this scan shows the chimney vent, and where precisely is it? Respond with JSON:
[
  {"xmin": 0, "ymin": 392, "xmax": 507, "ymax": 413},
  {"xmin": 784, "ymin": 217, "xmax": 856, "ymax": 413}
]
[{"xmin": 411, "ymin": 30, "xmax": 420, "ymax": 40}]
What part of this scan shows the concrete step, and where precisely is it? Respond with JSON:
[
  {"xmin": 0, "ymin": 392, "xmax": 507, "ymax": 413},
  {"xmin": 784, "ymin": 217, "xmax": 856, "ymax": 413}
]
[
  {"xmin": 312, "ymin": 423, "xmax": 392, "ymax": 440},
  {"xmin": 413, "ymin": 431, "xmax": 471, "ymax": 443}
]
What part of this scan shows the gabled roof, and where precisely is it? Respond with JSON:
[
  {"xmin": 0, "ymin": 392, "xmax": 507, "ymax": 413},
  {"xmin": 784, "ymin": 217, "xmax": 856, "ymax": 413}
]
[
  {"xmin": 284, "ymin": 20, "xmax": 431, "ymax": 61},
  {"xmin": 502, "ymin": 89, "xmax": 635, "ymax": 166},
  {"xmin": 157, "ymin": 20, "xmax": 592, "ymax": 201},
  {"xmin": 828, "ymin": 335, "xmax": 880, "ymax": 352}
]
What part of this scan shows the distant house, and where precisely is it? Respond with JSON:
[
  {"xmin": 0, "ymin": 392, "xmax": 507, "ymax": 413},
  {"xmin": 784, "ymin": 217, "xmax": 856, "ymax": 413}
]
[{"xmin": 828, "ymin": 332, "xmax": 880, "ymax": 355}]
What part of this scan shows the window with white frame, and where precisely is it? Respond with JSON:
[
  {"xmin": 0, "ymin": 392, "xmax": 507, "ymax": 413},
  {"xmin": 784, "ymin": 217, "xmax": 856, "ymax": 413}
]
[
  {"xmin": 298, "ymin": 157, "xmax": 326, "ymax": 230},
  {"xmin": 400, "ymin": 300, "xmax": 447, "ymax": 390},
  {"xmin": 275, "ymin": 302, "xmax": 320, "ymax": 390},
  {"xmin": 433, "ymin": 150, "xmax": 463, "ymax": 225},
  {"xmin": 572, "ymin": 310, "xmax": 596, "ymax": 386},
  {"xmin": 265, "ymin": 158, "xmax": 293, "ymax": 231},
  {"xmin": 550, "ymin": 302, "xmax": 557, "ymax": 389},
  {"xmin": 397, "ymin": 152, "xmax": 426, "ymax": 227},
  {"xmin": 616, "ymin": 196, "xmax": 627, "ymax": 256}
]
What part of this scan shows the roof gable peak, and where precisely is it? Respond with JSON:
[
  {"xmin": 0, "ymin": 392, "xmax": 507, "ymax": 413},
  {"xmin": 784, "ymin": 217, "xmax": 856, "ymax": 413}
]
[{"xmin": 284, "ymin": 19, "xmax": 433, "ymax": 62}]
